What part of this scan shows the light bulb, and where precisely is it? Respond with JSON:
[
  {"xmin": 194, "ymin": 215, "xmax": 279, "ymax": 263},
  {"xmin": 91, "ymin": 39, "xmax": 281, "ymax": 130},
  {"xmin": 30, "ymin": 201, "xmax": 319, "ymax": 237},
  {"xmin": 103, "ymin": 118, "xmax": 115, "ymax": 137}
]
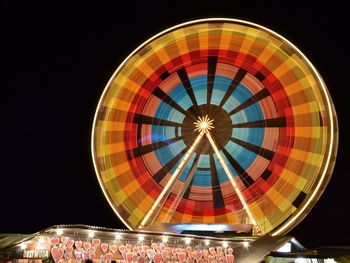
[
  {"xmin": 20, "ymin": 243, "xmax": 27, "ymax": 250},
  {"xmin": 38, "ymin": 236, "xmax": 45, "ymax": 244},
  {"xmin": 56, "ymin": 229, "xmax": 63, "ymax": 236}
]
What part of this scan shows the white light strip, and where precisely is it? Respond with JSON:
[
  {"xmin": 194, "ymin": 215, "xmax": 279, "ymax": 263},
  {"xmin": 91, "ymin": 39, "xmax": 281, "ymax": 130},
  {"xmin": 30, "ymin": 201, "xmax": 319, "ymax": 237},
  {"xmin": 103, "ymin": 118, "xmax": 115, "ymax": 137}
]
[
  {"xmin": 139, "ymin": 131, "xmax": 205, "ymax": 228},
  {"xmin": 206, "ymin": 132, "xmax": 261, "ymax": 234}
]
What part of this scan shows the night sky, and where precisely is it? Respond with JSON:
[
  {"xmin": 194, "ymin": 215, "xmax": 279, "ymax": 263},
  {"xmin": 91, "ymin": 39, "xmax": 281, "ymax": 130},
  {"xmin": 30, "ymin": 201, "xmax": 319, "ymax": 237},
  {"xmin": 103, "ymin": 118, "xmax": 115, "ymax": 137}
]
[{"xmin": 2, "ymin": 1, "xmax": 349, "ymax": 248}]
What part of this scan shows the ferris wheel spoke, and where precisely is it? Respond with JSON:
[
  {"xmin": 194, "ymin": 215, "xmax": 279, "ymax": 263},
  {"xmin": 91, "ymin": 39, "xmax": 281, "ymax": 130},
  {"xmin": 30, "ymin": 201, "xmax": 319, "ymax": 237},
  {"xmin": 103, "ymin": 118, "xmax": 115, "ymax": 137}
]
[
  {"xmin": 177, "ymin": 68, "xmax": 200, "ymax": 115},
  {"xmin": 152, "ymin": 145, "xmax": 190, "ymax": 183},
  {"xmin": 209, "ymin": 153, "xmax": 225, "ymax": 209},
  {"xmin": 207, "ymin": 56, "xmax": 218, "ymax": 107},
  {"xmin": 231, "ymin": 116, "xmax": 286, "ymax": 128},
  {"xmin": 133, "ymin": 113, "xmax": 182, "ymax": 127},
  {"xmin": 152, "ymin": 87, "xmax": 196, "ymax": 121},
  {"xmin": 218, "ymin": 68, "xmax": 247, "ymax": 108},
  {"xmin": 220, "ymin": 147, "xmax": 255, "ymax": 187},
  {"xmin": 182, "ymin": 172, "xmax": 195, "ymax": 199},
  {"xmin": 139, "ymin": 131, "xmax": 205, "ymax": 228},
  {"xmin": 228, "ymin": 88, "xmax": 270, "ymax": 116},
  {"xmin": 229, "ymin": 137, "xmax": 275, "ymax": 161},
  {"xmin": 132, "ymin": 136, "xmax": 184, "ymax": 158}
]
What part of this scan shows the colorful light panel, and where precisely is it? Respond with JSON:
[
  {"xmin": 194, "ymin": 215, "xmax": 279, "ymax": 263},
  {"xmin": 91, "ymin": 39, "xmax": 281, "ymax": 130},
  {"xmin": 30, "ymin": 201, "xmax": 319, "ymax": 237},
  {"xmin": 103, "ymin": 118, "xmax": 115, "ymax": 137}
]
[{"xmin": 92, "ymin": 19, "xmax": 338, "ymax": 235}]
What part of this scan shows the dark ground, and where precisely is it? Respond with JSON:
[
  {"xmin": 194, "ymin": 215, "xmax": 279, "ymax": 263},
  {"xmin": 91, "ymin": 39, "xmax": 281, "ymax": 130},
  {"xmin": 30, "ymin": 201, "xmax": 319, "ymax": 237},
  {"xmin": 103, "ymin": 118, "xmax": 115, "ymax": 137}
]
[{"xmin": 1, "ymin": 1, "xmax": 349, "ymax": 248}]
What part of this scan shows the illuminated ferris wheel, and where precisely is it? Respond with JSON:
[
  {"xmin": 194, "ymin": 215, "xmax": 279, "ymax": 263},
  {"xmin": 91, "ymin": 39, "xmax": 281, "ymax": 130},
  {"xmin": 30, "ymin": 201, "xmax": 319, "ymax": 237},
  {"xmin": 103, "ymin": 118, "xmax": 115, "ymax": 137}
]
[{"xmin": 92, "ymin": 19, "xmax": 338, "ymax": 236}]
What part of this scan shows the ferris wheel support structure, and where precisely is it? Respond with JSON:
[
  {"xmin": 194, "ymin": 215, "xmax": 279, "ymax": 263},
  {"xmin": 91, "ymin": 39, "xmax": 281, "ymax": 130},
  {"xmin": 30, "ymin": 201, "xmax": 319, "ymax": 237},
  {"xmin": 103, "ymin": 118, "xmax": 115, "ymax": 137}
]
[{"xmin": 139, "ymin": 115, "xmax": 261, "ymax": 235}]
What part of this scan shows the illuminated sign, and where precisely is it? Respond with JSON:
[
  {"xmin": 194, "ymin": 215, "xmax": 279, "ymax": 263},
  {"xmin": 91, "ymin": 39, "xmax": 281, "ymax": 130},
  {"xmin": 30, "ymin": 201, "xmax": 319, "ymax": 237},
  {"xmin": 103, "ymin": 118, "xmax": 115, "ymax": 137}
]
[{"xmin": 23, "ymin": 249, "xmax": 49, "ymax": 258}]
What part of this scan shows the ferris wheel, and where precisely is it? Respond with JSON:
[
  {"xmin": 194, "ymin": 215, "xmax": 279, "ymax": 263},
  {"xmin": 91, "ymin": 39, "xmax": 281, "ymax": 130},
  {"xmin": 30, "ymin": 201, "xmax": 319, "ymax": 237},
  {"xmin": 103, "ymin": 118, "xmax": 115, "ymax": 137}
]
[{"xmin": 92, "ymin": 18, "xmax": 338, "ymax": 236}]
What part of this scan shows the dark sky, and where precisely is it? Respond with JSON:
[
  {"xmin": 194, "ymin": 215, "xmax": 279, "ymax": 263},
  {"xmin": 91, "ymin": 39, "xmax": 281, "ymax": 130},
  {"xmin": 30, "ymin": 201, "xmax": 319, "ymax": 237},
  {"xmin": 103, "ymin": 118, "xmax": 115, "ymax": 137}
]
[{"xmin": 2, "ymin": 1, "xmax": 349, "ymax": 248}]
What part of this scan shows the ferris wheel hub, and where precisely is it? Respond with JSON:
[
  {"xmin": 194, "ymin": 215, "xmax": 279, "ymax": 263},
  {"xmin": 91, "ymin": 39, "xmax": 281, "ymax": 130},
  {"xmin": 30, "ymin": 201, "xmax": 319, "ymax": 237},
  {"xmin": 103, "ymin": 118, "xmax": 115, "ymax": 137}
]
[{"xmin": 194, "ymin": 115, "xmax": 214, "ymax": 134}]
